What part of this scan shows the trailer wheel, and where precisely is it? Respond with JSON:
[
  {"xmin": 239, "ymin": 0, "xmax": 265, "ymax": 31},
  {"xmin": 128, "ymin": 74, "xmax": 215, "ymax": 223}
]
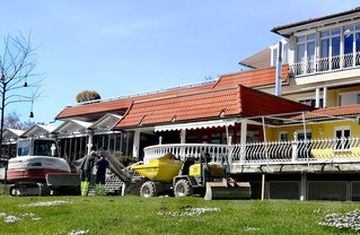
[
  {"xmin": 9, "ymin": 185, "xmax": 18, "ymax": 196},
  {"xmin": 140, "ymin": 181, "xmax": 158, "ymax": 198},
  {"xmin": 174, "ymin": 179, "xmax": 193, "ymax": 197}
]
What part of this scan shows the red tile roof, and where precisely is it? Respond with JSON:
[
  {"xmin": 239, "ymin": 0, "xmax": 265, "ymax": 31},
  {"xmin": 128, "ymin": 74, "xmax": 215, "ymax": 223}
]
[
  {"xmin": 213, "ymin": 65, "xmax": 289, "ymax": 89},
  {"xmin": 293, "ymin": 104, "xmax": 360, "ymax": 120},
  {"xmin": 115, "ymin": 85, "xmax": 312, "ymax": 129},
  {"xmin": 56, "ymin": 65, "xmax": 290, "ymax": 120},
  {"xmin": 55, "ymin": 83, "xmax": 214, "ymax": 120}
]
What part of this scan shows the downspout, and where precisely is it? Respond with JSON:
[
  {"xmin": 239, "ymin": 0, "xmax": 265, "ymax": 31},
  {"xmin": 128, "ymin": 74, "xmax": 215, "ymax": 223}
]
[{"xmin": 275, "ymin": 41, "xmax": 283, "ymax": 97}]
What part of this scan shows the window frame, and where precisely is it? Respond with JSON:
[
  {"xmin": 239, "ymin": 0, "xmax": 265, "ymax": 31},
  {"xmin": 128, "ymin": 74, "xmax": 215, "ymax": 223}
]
[
  {"xmin": 334, "ymin": 126, "xmax": 351, "ymax": 151},
  {"xmin": 278, "ymin": 131, "xmax": 288, "ymax": 141}
]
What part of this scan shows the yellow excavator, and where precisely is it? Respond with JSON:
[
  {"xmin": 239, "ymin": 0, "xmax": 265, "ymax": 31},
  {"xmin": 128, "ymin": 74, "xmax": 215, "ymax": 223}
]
[{"xmin": 129, "ymin": 153, "xmax": 251, "ymax": 200}]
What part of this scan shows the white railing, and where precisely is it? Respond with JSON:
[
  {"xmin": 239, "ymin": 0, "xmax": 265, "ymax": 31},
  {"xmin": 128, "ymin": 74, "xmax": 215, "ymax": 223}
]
[
  {"xmin": 289, "ymin": 52, "xmax": 360, "ymax": 77},
  {"xmin": 144, "ymin": 143, "xmax": 232, "ymax": 165},
  {"xmin": 144, "ymin": 137, "xmax": 360, "ymax": 167}
]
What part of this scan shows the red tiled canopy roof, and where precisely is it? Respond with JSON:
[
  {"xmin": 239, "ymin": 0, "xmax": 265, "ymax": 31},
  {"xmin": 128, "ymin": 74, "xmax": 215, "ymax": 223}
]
[
  {"xmin": 115, "ymin": 85, "xmax": 312, "ymax": 129},
  {"xmin": 56, "ymin": 65, "xmax": 290, "ymax": 120},
  {"xmin": 292, "ymin": 104, "xmax": 360, "ymax": 120}
]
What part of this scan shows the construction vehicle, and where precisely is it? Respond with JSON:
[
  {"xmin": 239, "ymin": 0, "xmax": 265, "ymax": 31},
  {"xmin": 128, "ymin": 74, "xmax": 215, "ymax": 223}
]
[
  {"xmin": 6, "ymin": 138, "xmax": 80, "ymax": 196},
  {"xmin": 130, "ymin": 153, "xmax": 251, "ymax": 200}
]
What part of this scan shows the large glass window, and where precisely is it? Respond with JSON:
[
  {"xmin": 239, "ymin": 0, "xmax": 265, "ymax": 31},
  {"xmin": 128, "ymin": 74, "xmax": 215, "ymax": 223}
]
[
  {"xmin": 297, "ymin": 44, "xmax": 305, "ymax": 62},
  {"xmin": 296, "ymin": 34, "xmax": 316, "ymax": 63},
  {"xmin": 320, "ymin": 38, "xmax": 330, "ymax": 58},
  {"xmin": 344, "ymin": 34, "xmax": 354, "ymax": 54},
  {"xmin": 33, "ymin": 140, "xmax": 58, "ymax": 157},
  {"xmin": 320, "ymin": 29, "xmax": 340, "ymax": 58}
]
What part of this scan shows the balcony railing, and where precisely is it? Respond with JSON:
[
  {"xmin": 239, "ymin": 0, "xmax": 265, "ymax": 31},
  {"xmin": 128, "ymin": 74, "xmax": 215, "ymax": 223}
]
[
  {"xmin": 289, "ymin": 52, "xmax": 360, "ymax": 77},
  {"xmin": 143, "ymin": 137, "xmax": 360, "ymax": 166}
]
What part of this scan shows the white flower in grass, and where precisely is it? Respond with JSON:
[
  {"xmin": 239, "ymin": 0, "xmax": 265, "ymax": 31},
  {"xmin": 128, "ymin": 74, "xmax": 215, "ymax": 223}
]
[
  {"xmin": 20, "ymin": 200, "xmax": 71, "ymax": 207},
  {"xmin": 319, "ymin": 209, "xmax": 360, "ymax": 232},
  {"xmin": 67, "ymin": 229, "xmax": 89, "ymax": 235},
  {"xmin": 158, "ymin": 207, "xmax": 220, "ymax": 217},
  {"xmin": 244, "ymin": 227, "xmax": 260, "ymax": 232},
  {"xmin": 4, "ymin": 215, "xmax": 21, "ymax": 223}
]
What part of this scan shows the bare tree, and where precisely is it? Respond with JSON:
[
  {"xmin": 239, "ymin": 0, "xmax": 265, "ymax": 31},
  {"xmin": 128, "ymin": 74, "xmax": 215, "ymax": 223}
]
[
  {"xmin": 76, "ymin": 90, "xmax": 101, "ymax": 103},
  {"xmin": 5, "ymin": 111, "xmax": 34, "ymax": 130},
  {"xmin": 0, "ymin": 33, "xmax": 42, "ymax": 154}
]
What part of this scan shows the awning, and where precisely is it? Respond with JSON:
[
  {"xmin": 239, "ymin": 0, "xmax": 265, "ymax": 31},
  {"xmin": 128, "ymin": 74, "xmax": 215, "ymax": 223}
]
[{"xmin": 154, "ymin": 119, "xmax": 239, "ymax": 132}]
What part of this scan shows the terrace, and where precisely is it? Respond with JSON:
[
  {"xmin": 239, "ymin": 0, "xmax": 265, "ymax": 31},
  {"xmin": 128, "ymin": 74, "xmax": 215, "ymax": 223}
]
[{"xmin": 144, "ymin": 136, "xmax": 360, "ymax": 174}]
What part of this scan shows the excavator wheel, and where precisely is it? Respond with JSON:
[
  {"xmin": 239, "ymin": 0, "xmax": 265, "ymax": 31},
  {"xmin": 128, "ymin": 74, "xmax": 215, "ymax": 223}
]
[
  {"xmin": 140, "ymin": 181, "xmax": 158, "ymax": 198},
  {"xmin": 174, "ymin": 179, "xmax": 193, "ymax": 197}
]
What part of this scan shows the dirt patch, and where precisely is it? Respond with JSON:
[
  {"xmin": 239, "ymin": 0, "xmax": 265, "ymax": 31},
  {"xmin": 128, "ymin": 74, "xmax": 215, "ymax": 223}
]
[{"xmin": 0, "ymin": 184, "xmax": 10, "ymax": 195}]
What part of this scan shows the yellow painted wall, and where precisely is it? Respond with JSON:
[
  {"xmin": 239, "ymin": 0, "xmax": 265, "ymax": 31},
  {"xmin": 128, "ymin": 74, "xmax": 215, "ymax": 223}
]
[{"xmin": 268, "ymin": 119, "xmax": 360, "ymax": 141}]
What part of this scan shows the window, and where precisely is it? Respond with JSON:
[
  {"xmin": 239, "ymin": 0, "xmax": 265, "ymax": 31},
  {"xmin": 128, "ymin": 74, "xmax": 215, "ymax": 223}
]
[
  {"xmin": 296, "ymin": 34, "xmax": 316, "ymax": 63},
  {"xmin": 33, "ymin": 140, "xmax": 58, "ymax": 157},
  {"xmin": 297, "ymin": 43, "xmax": 305, "ymax": 62},
  {"xmin": 297, "ymin": 131, "xmax": 312, "ymax": 140},
  {"xmin": 210, "ymin": 133, "xmax": 221, "ymax": 144},
  {"xmin": 299, "ymin": 98, "xmax": 323, "ymax": 108},
  {"xmin": 340, "ymin": 92, "xmax": 360, "ymax": 106},
  {"xmin": 319, "ymin": 28, "xmax": 341, "ymax": 70},
  {"xmin": 279, "ymin": 132, "xmax": 288, "ymax": 141},
  {"xmin": 270, "ymin": 41, "xmax": 288, "ymax": 66},
  {"xmin": 335, "ymin": 128, "xmax": 351, "ymax": 150},
  {"xmin": 17, "ymin": 141, "xmax": 30, "ymax": 156},
  {"xmin": 296, "ymin": 33, "xmax": 316, "ymax": 73}
]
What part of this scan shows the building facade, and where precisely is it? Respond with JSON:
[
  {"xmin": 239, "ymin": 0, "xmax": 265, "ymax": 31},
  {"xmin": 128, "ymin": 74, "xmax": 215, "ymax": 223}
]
[{"xmin": 2, "ymin": 7, "xmax": 360, "ymax": 200}]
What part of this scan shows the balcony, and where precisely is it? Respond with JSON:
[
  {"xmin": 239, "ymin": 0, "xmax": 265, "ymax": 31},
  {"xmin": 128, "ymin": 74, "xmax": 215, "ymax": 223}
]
[
  {"xmin": 144, "ymin": 137, "xmax": 360, "ymax": 171},
  {"xmin": 289, "ymin": 52, "xmax": 360, "ymax": 77}
]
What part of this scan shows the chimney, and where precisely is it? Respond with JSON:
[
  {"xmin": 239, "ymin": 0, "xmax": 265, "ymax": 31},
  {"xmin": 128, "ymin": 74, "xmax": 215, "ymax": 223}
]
[{"xmin": 275, "ymin": 41, "xmax": 282, "ymax": 96}]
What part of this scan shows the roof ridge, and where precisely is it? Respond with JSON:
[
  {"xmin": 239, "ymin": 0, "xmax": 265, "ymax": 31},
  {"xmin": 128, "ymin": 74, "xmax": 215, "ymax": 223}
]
[
  {"xmin": 113, "ymin": 101, "xmax": 134, "ymax": 128},
  {"xmin": 73, "ymin": 79, "xmax": 217, "ymax": 107},
  {"xmin": 218, "ymin": 66, "xmax": 276, "ymax": 79}
]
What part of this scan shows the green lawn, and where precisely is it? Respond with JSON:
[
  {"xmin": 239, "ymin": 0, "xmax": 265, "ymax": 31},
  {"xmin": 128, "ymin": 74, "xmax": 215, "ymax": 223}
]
[{"xmin": 0, "ymin": 195, "xmax": 359, "ymax": 235}]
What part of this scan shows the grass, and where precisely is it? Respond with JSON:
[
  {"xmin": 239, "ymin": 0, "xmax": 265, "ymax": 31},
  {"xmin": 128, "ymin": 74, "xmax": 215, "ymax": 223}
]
[{"xmin": 0, "ymin": 195, "xmax": 359, "ymax": 235}]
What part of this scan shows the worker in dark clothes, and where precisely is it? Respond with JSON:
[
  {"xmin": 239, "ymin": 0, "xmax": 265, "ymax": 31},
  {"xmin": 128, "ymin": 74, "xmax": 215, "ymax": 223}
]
[
  {"xmin": 95, "ymin": 152, "xmax": 109, "ymax": 196},
  {"xmin": 80, "ymin": 146, "xmax": 97, "ymax": 196}
]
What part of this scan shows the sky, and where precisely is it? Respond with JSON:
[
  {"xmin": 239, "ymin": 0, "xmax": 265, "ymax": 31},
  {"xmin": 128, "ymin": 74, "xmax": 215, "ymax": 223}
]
[{"xmin": 0, "ymin": 0, "xmax": 359, "ymax": 125}]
